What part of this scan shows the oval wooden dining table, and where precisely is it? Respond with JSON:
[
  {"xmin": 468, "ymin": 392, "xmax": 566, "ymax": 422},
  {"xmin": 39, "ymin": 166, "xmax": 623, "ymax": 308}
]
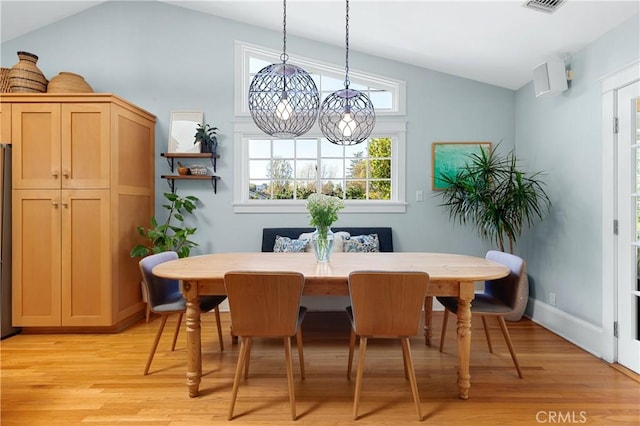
[{"xmin": 153, "ymin": 251, "xmax": 509, "ymax": 400}]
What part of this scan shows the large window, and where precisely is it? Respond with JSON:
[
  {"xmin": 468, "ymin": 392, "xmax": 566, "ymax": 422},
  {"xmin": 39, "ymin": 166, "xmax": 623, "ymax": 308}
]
[{"xmin": 233, "ymin": 42, "xmax": 407, "ymax": 213}]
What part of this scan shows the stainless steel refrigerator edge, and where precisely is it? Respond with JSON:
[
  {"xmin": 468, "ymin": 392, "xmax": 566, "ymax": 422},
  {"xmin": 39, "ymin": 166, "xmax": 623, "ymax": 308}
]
[{"xmin": 1, "ymin": 144, "xmax": 20, "ymax": 338}]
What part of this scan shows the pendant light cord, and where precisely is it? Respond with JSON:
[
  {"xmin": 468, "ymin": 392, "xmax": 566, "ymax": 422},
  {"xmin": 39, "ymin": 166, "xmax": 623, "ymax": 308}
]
[
  {"xmin": 281, "ymin": 0, "xmax": 289, "ymax": 64},
  {"xmin": 344, "ymin": 0, "xmax": 350, "ymax": 89}
]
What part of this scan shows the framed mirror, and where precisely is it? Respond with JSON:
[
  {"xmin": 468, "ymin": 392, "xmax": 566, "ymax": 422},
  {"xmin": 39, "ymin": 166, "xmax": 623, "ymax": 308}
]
[{"xmin": 168, "ymin": 111, "xmax": 203, "ymax": 153}]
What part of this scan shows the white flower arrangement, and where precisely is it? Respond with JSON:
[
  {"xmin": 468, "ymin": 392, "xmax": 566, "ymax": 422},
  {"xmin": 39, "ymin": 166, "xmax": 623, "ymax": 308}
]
[{"xmin": 306, "ymin": 193, "xmax": 344, "ymax": 231}]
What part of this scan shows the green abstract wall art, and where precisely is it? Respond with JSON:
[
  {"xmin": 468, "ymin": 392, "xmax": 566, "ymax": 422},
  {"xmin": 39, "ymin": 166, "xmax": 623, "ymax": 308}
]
[{"xmin": 432, "ymin": 142, "xmax": 492, "ymax": 190}]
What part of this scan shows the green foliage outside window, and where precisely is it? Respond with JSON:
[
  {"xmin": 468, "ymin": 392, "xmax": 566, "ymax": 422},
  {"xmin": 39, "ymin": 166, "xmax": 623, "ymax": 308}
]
[{"xmin": 249, "ymin": 137, "xmax": 392, "ymax": 201}]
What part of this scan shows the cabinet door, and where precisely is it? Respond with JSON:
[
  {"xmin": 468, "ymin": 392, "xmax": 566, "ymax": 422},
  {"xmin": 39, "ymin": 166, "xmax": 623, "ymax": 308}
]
[
  {"xmin": 0, "ymin": 102, "xmax": 10, "ymax": 144},
  {"xmin": 12, "ymin": 190, "xmax": 62, "ymax": 326},
  {"xmin": 61, "ymin": 189, "xmax": 112, "ymax": 326},
  {"xmin": 62, "ymin": 104, "xmax": 110, "ymax": 189},
  {"xmin": 12, "ymin": 103, "xmax": 61, "ymax": 189}
]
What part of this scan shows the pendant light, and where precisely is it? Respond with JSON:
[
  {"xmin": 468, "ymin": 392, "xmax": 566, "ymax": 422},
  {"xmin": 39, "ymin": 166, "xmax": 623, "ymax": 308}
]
[
  {"xmin": 248, "ymin": 0, "xmax": 320, "ymax": 138},
  {"xmin": 319, "ymin": 0, "xmax": 375, "ymax": 146}
]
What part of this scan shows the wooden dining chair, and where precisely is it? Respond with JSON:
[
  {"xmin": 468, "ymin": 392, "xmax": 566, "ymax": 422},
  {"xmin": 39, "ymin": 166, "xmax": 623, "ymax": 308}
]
[
  {"xmin": 223, "ymin": 271, "xmax": 307, "ymax": 421},
  {"xmin": 346, "ymin": 270, "xmax": 430, "ymax": 421},
  {"xmin": 437, "ymin": 250, "xmax": 525, "ymax": 378},
  {"xmin": 138, "ymin": 251, "xmax": 226, "ymax": 375}
]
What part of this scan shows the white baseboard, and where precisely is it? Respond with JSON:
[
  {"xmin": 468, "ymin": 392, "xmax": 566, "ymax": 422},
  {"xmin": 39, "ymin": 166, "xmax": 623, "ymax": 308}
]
[{"xmin": 526, "ymin": 298, "xmax": 603, "ymax": 358}]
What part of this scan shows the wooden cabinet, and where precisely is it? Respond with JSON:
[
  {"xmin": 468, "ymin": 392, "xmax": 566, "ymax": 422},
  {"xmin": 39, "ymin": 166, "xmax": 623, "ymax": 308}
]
[
  {"xmin": 4, "ymin": 94, "xmax": 156, "ymax": 330},
  {"xmin": 12, "ymin": 189, "xmax": 110, "ymax": 326},
  {"xmin": 12, "ymin": 102, "xmax": 110, "ymax": 190},
  {"xmin": 0, "ymin": 102, "xmax": 10, "ymax": 144}
]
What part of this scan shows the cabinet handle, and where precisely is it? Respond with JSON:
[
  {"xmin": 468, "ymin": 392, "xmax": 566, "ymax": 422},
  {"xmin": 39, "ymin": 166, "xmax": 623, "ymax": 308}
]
[
  {"xmin": 62, "ymin": 203, "xmax": 68, "ymax": 208},
  {"xmin": 62, "ymin": 171, "xmax": 70, "ymax": 178},
  {"xmin": 52, "ymin": 201, "xmax": 59, "ymax": 208},
  {"xmin": 52, "ymin": 171, "xmax": 59, "ymax": 178}
]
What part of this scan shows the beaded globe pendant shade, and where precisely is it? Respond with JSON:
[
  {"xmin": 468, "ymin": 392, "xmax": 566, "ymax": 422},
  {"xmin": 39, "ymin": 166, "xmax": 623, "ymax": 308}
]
[
  {"xmin": 248, "ymin": 0, "xmax": 320, "ymax": 138},
  {"xmin": 319, "ymin": 0, "xmax": 375, "ymax": 146}
]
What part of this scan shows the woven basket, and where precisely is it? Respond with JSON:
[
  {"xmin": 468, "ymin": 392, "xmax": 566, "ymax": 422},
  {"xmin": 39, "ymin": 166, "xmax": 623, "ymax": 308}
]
[
  {"xmin": 47, "ymin": 72, "xmax": 93, "ymax": 93},
  {"xmin": 8, "ymin": 51, "xmax": 48, "ymax": 93},
  {"xmin": 189, "ymin": 165, "xmax": 208, "ymax": 176},
  {"xmin": 0, "ymin": 68, "xmax": 10, "ymax": 93}
]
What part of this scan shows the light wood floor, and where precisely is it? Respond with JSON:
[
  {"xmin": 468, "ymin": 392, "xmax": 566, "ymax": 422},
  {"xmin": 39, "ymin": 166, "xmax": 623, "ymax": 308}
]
[{"xmin": 1, "ymin": 311, "xmax": 638, "ymax": 425}]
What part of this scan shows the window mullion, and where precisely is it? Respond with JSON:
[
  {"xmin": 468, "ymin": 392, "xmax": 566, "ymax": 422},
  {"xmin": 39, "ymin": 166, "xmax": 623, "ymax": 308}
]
[{"xmin": 316, "ymin": 139, "xmax": 322, "ymax": 193}]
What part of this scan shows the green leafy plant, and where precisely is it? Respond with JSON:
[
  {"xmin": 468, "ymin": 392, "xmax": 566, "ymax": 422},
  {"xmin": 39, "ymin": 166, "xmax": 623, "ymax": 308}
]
[
  {"xmin": 437, "ymin": 145, "xmax": 551, "ymax": 253},
  {"xmin": 130, "ymin": 192, "xmax": 200, "ymax": 259},
  {"xmin": 194, "ymin": 123, "xmax": 218, "ymax": 154}
]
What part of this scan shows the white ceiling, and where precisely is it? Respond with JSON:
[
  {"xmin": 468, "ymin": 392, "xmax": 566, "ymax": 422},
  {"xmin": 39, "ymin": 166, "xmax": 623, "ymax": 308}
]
[{"xmin": 1, "ymin": 0, "xmax": 638, "ymax": 90}]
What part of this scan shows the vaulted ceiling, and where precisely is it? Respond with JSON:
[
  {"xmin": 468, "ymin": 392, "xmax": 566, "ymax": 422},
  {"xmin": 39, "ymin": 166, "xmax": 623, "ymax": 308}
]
[{"xmin": 1, "ymin": 1, "xmax": 638, "ymax": 90}]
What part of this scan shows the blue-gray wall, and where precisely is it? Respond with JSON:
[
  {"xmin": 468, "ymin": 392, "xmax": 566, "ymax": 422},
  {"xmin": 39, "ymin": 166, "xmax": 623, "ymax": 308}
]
[
  {"xmin": 0, "ymin": 0, "xmax": 511, "ymax": 257},
  {"xmin": 3, "ymin": 1, "xmax": 637, "ymax": 328},
  {"xmin": 516, "ymin": 14, "xmax": 639, "ymax": 327}
]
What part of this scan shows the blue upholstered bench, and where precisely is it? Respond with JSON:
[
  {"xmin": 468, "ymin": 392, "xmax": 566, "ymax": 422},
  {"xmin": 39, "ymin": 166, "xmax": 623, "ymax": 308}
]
[{"xmin": 261, "ymin": 227, "xmax": 393, "ymax": 253}]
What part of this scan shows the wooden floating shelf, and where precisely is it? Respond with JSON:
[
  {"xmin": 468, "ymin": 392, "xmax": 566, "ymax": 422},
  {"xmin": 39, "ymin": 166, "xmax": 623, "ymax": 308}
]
[
  {"xmin": 160, "ymin": 152, "xmax": 219, "ymax": 172},
  {"xmin": 161, "ymin": 175, "xmax": 220, "ymax": 193}
]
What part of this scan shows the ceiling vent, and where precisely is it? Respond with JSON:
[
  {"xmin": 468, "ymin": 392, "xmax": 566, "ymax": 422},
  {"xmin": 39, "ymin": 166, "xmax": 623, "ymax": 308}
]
[{"xmin": 523, "ymin": 0, "xmax": 566, "ymax": 14}]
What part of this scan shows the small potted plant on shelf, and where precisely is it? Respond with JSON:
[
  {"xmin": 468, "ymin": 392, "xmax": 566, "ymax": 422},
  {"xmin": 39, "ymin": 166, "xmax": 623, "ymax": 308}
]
[
  {"xmin": 194, "ymin": 123, "xmax": 218, "ymax": 154},
  {"xmin": 130, "ymin": 192, "xmax": 200, "ymax": 259}
]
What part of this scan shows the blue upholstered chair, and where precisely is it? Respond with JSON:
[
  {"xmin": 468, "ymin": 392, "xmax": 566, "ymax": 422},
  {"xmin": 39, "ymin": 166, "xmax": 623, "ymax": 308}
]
[
  {"xmin": 437, "ymin": 250, "xmax": 525, "ymax": 378},
  {"xmin": 139, "ymin": 251, "xmax": 226, "ymax": 375}
]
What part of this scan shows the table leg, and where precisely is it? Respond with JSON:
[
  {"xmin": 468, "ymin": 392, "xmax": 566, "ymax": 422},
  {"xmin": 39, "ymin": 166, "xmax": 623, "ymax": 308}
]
[
  {"xmin": 183, "ymin": 280, "xmax": 202, "ymax": 398},
  {"xmin": 456, "ymin": 281, "xmax": 474, "ymax": 400},
  {"xmin": 423, "ymin": 296, "xmax": 433, "ymax": 346}
]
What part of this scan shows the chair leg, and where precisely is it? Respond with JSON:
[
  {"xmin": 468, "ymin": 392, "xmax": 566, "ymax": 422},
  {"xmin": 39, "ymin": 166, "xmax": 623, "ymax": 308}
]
[
  {"xmin": 284, "ymin": 336, "xmax": 297, "ymax": 421},
  {"xmin": 353, "ymin": 336, "xmax": 368, "ymax": 420},
  {"xmin": 145, "ymin": 303, "xmax": 150, "ymax": 323},
  {"xmin": 214, "ymin": 306, "xmax": 224, "ymax": 352},
  {"xmin": 144, "ymin": 314, "xmax": 169, "ymax": 375},
  {"xmin": 497, "ymin": 316, "xmax": 523, "ymax": 378},
  {"xmin": 243, "ymin": 337, "xmax": 253, "ymax": 380},
  {"xmin": 347, "ymin": 328, "xmax": 356, "ymax": 379},
  {"xmin": 439, "ymin": 308, "xmax": 449, "ymax": 352},
  {"xmin": 481, "ymin": 315, "xmax": 494, "ymax": 354},
  {"xmin": 170, "ymin": 313, "xmax": 183, "ymax": 351},
  {"xmin": 402, "ymin": 344, "xmax": 409, "ymax": 380},
  {"xmin": 401, "ymin": 337, "xmax": 423, "ymax": 421},
  {"xmin": 229, "ymin": 336, "xmax": 251, "ymax": 420},
  {"xmin": 295, "ymin": 328, "xmax": 306, "ymax": 380}
]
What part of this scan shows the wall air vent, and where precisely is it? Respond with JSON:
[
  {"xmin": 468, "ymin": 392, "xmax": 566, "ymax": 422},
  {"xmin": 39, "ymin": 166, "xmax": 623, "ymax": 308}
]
[{"xmin": 523, "ymin": 0, "xmax": 566, "ymax": 14}]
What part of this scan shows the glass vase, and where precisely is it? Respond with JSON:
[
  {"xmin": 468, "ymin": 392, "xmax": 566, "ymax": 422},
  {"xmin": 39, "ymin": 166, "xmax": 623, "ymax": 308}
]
[{"xmin": 312, "ymin": 227, "xmax": 334, "ymax": 262}]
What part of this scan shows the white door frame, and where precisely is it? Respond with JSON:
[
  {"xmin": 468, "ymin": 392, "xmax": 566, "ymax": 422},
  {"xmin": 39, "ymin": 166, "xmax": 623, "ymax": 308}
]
[{"xmin": 601, "ymin": 59, "xmax": 640, "ymax": 363}]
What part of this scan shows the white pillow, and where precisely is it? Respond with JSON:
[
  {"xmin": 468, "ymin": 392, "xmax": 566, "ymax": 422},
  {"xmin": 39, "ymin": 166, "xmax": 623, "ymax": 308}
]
[{"xmin": 299, "ymin": 231, "xmax": 350, "ymax": 253}]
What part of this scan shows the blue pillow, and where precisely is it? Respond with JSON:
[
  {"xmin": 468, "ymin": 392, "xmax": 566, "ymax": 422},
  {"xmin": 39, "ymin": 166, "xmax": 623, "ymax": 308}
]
[
  {"xmin": 273, "ymin": 235, "xmax": 308, "ymax": 253},
  {"xmin": 344, "ymin": 234, "xmax": 380, "ymax": 253}
]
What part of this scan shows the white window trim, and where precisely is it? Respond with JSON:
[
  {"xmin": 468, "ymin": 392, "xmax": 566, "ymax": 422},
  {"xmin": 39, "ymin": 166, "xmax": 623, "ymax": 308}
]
[
  {"xmin": 234, "ymin": 40, "xmax": 406, "ymax": 117},
  {"xmin": 233, "ymin": 118, "xmax": 407, "ymax": 214}
]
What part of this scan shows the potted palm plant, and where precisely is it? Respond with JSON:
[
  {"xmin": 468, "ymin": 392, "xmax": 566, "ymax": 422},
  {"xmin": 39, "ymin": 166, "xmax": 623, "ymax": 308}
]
[{"xmin": 437, "ymin": 145, "xmax": 551, "ymax": 320}]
